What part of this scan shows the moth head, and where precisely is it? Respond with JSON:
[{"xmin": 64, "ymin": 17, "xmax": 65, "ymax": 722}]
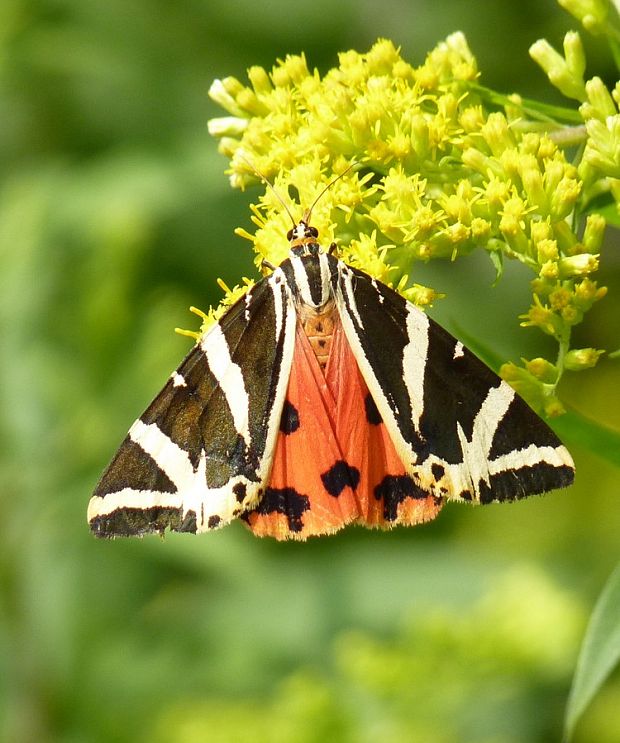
[{"xmin": 288, "ymin": 220, "xmax": 321, "ymax": 256}]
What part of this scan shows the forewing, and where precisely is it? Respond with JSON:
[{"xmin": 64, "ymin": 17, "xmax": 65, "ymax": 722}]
[
  {"xmin": 335, "ymin": 263, "xmax": 574, "ymax": 504},
  {"xmin": 88, "ymin": 269, "xmax": 296, "ymax": 537},
  {"xmin": 324, "ymin": 321, "xmax": 443, "ymax": 528}
]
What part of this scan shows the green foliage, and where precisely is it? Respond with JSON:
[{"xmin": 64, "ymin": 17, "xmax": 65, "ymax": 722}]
[
  {"xmin": 565, "ymin": 564, "xmax": 620, "ymax": 740},
  {"xmin": 151, "ymin": 566, "xmax": 584, "ymax": 743}
]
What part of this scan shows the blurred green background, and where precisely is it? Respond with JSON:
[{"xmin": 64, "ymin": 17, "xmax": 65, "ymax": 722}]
[{"xmin": 1, "ymin": 1, "xmax": 619, "ymax": 741}]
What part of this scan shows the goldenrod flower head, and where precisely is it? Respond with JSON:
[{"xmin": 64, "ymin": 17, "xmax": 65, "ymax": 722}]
[{"xmin": 207, "ymin": 36, "xmax": 609, "ymax": 414}]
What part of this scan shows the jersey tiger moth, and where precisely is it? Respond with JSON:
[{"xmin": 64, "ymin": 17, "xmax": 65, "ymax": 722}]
[{"xmin": 88, "ymin": 214, "xmax": 575, "ymax": 540}]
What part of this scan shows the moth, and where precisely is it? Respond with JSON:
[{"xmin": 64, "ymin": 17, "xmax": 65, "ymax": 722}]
[{"xmin": 88, "ymin": 207, "xmax": 574, "ymax": 540}]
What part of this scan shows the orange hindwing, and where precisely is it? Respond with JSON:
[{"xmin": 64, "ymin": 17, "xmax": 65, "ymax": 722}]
[{"xmin": 243, "ymin": 318, "xmax": 443, "ymax": 539}]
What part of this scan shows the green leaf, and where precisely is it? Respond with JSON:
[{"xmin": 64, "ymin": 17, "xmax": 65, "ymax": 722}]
[
  {"xmin": 564, "ymin": 563, "xmax": 620, "ymax": 741},
  {"xmin": 580, "ymin": 199, "xmax": 620, "ymax": 228},
  {"xmin": 488, "ymin": 249, "xmax": 504, "ymax": 284},
  {"xmin": 596, "ymin": 202, "xmax": 620, "ymax": 228},
  {"xmin": 552, "ymin": 410, "xmax": 620, "ymax": 469}
]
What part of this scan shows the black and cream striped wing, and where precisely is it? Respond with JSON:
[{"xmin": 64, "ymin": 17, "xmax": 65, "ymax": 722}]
[
  {"xmin": 335, "ymin": 263, "xmax": 574, "ymax": 504},
  {"xmin": 88, "ymin": 269, "xmax": 297, "ymax": 537}
]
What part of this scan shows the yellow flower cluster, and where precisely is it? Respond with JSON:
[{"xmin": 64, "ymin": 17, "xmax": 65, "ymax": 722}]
[
  {"xmin": 207, "ymin": 34, "xmax": 609, "ymax": 415},
  {"xmin": 175, "ymin": 278, "xmax": 255, "ymax": 338}
]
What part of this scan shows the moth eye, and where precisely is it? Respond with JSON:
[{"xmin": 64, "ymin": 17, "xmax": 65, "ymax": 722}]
[
  {"xmin": 286, "ymin": 228, "xmax": 294, "ymax": 241},
  {"xmin": 309, "ymin": 226, "xmax": 319, "ymax": 238}
]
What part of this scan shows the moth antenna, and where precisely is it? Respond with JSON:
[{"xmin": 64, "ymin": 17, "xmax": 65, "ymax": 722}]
[
  {"xmin": 303, "ymin": 162, "xmax": 357, "ymax": 225},
  {"xmin": 238, "ymin": 154, "xmax": 297, "ymax": 229}
]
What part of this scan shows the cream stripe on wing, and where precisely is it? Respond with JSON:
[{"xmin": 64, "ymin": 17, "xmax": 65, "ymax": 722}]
[
  {"xmin": 489, "ymin": 443, "xmax": 575, "ymax": 475},
  {"xmin": 290, "ymin": 255, "xmax": 314, "ymax": 306},
  {"xmin": 402, "ymin": 305, "xmax": 429, "ymax": 435},
  {"xmin": 200, "ymin": 324, "xmax": 251, "ymax": 446},
  {"xmin": 455, "ymin": 383, "xmax": 515, "ymax": 496}
]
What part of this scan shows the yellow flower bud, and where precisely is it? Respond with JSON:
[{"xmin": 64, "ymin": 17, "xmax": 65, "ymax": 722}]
[
  {"xmin": 583, "ymin": 213, "xmax": 606, "ymax": 252},
  {"xmin": 526, "ymin": 357, "xmax": 559, "ymax": 383},
  {"xmin": 471, "ymin": 217, "xmax": 491, "ymax": 239},
  {"xmin": 392, "ymin": 59, "xmax": 415, "ymax": 80},
  {"xmin": 550, "ymin": 178, "xmax": 581, "ymax": 219},
  {"xmin": 529, "ymin": 39, "xmax": 586, "ymax": 101},
  {"xmin": 459, "ymin": 106, "xmax": 485, "ymax": 133},
  {"xmin": 537, "ymin": 239, "xmax": 559, "ymax": 262},
  {"xmin": 549, "ymin": 287, "xmax": 573, "ymax": 310},
  {"xmin": 563, "ymin": 31, "xmax": 586, "ymax": 81},
  {"xmin": 207, "ymin": 117, "xmax": 248, "ymax": 137},
  {"xmin": 574, "ymin": 277, "xmax": 598, "ymax": 302},
  {"xmin": 564, "ymin": 347, "xmax": 604, "ymax": 370},
  {"xmin": 573, "ymin": 278, "xmax": 608, "ymax": 309},
  {"xmin": 543, "ymin": 396, "xmax": 566, "ymax": 418},
  {"xmin": 366, "ymin": 38, "xmax": 400, "ymax": 73},
  {"xmin": 217, "ymin": 137, "xmax": 240, "ymax": 158},
  {"xmin": 278, "ymin": 54, "xmax": 310, "ymax": 85},
  {"xmin": 236, "ymin": 89, "xmax": 269, "ymax": 117},
  {"xmin": 539, "ymin": 260, "xmax": 559, "ymax": 279},
  {"xmin": 537, "ymin": 136, "xmax": 557, "ymax": 160},
  {"xmin": 499, "ymin": 362, "xmax": 546, "ymax": 413},
  {"xmin": 561, "ymin": 305, "xmax": 583, "ymax": 324},
  {"xmin": 583, "ymin": 116, "xmax": 620, "ymax": 178},
  {"xmin": 481, "ymin": 113, "xmax": 515, "ymax": 156},
  {"xmin": 558, "ymin": 0, "xmax": 609, "ymax": 36},
  {"xmin": 585, "ymin": 77, "xmax": 617, "ymax": 119},
  {"xmin": 208, "ymin": 79, "xmax": 246, "ymax": 116},
  {"xmin": 544, "ymin": 159, "xmax": 567, "ymax": 195},
  {"xmin": 531, "ymin": 220, "xmax": 552, "ymax": 244},
  {"xmin": 221, "ymin": 76, "xmax": 245, "ymax": 98},
  {"xmin": 522, "ymin": 167, "xmax": 549, "ymax": 213},
  {"xmin": 520, "ymin": 297, "xmax": 562, "ymax": 336},
  {"xmin": 558, "ymin": 253, "xmax": 599, "ymax": 277},
  {"xmin": 248, "ymin": 66, "xmax": 272, "ymax": 95}
]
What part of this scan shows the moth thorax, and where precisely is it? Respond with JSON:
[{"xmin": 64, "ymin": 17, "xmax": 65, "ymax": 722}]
[{"xmin": 299, "ymin": 300, "xmax": 337, "ymax": 371}]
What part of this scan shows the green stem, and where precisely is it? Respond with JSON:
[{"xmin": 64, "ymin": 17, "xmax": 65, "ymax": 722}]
[
  {"xmin": 466, "ymin": 83, "xmax": 583, "ymax": 124},
  {"xmin": 608, "ymin": 36, "xmax": 620, "ymax": 71},
  {"xmin": 553, "ymin": 324, "xmax": 572, "ymax": 395},
  {"xmin": 548, "ymin": 125, "xmax": 587, "ymax": 148}
]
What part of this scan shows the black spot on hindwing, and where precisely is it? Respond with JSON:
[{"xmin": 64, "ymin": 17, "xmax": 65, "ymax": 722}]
[
  {"xmin": 321, "ymin": 460, "xmax": 360, "ymax": 496},
  {"xmin": 364, "ymin": 393, "xmax": 382, "ymax": 425},
  {"xmin": 251, "ymin": 487, "xmax": 310, "ymax": 532},
  {"xmin": 374, "ymin": 475, "xmax": 430, "ymax": 521},
  {"xmin": 280, "ymin": 400, "xmax": 300, "ymax": 434}
]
